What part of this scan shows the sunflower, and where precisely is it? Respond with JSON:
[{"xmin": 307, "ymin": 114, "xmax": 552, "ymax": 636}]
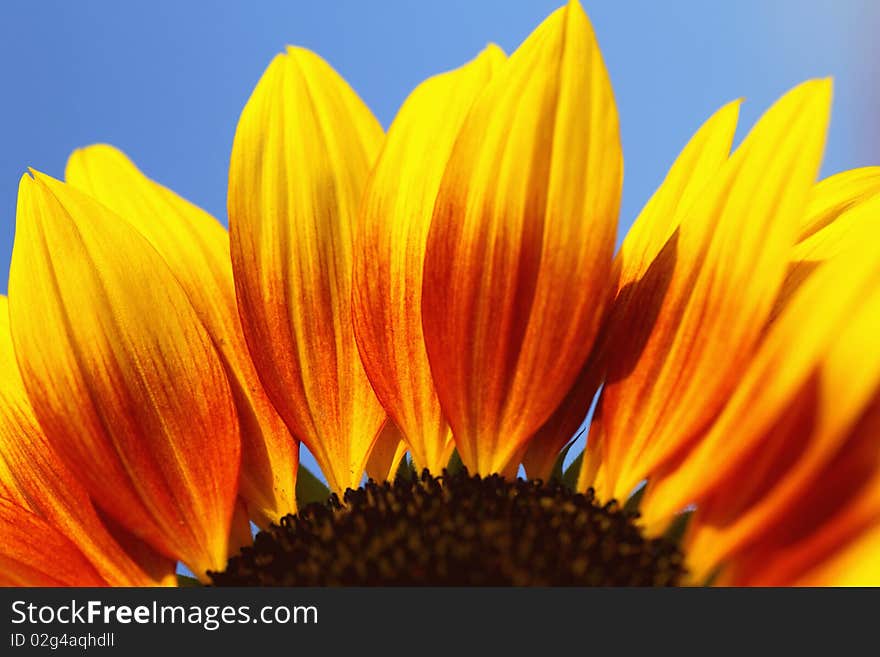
[{"xmin": 1, "ymin": 0, "xmax": 878, "ymax": 587}]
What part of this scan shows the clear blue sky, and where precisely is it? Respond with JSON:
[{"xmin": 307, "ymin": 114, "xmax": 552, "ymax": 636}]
[
  {"xmin": 1, "ymin": 1, "xmax": 878, "ymax": 481},
  {"xmin": 2, "ymin": 1, "xmax": 877, "ymax": 284}
]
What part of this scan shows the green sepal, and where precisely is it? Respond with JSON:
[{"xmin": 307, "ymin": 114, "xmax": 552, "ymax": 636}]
[
  {"xmin": 549, "ymin": 440, "xmax": 578, "ymax": 485},
  {"xmin": 176, "ymin": 574, "xmax": 201, "ymax": 587},
  {"xmin": 663, "ymin": 509, "xmax": 693, "ymax": 545},
  {"xmin": 295, "ymin": 463, "xmax": 331, "ymax": 507},
  {"xmin": 623, "ymin": 483, "xmax": 647, "ymax": 514},
  {"xmin": 395, "ymin": 454, "xmax": 417, "ymax": 481},
  {"xmin": 701, "ymin": 565, "xmax": 723, "ymax": 587},
  {"xmin": 446, "ymin": 449, "xmax": 465, "ymax": 476},
  {"xmin": 561, "ymin": 450, "xmax": 583, "ymax": 490}
]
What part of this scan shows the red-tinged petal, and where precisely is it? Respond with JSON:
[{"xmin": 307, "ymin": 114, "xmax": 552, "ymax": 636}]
[
  {"xmin": 722, "ymin": 483, "xmax": 880, "ymax": 587},
  {"xmin": 597, "ymin": 80, "xmax": 831, "ymax": 502},
  {"xmin": 529, "ymin": 100, "xmax": 740, "ymax": 481},
  {"xmin": 353, "ymin": 45, "xmax": 505, "ymax": 474},
  {"xmin": 66, "ymin": 145, "xmax": 299, "ymax": 527},
  {"xmin": 792, "ymin": 516, "xmax": 880, "ymax": 586},
  {"xmin": 0, "ymin": 296, "xmax": 174, "ymax": 586},
  {"xmin": 522, "ymin": 354, "xmax": 602, "ymax": 481},
  {"xmin": 228, "ymin": 47, "xmax": 386, "ymax": 493},
  {"xmin": 8, "ymin": 172, "xmax": 241, "ymax": 580},
  {"xmin": 639, "ymin": 239, "xmax": 880, "ymax": 582},
  {"xmin": 713, "ymin": 413, "xmax": 880, "ymax": 587},
  {"xmin": 0, "ymin": 497, "xmax": 107, "ymax": 587},
  {"xmin": 422, "ymin": 0, "xmax": 622, "ymax": 475}
]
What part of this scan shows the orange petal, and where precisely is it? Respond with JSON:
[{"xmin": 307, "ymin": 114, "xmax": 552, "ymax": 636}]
[
  {"xmin": 576, "ymin": 417, "xmax": 608, "ymax": 495},
  {"xmin": 65, "ymin": 145, "xmax": 298, "ymax": 527},
  {"xmin": 791, "ymin": 514, "xmax": 880, "ymax": 586},
  {"xmin": 522, "ymin": 354, "xmax": 602, "ymax": 481},
  {"xmin": 421, "ymin": 0, "xmax": 622, "ymax": 475},
  {"xmin": 353, "ymin": 45, "xmax": 504, "ymax": 474},
  {"xmin": 365, "ymin": 421, "xmax": 409, "ymax": 482},
  {"xmin": 641, "ymin": 237, "xmax": 880, "ymax": 581},
  {"xmin": 725, "ymin": 478, "xmax": 880, "ymax": 586},
  {"xmin": 529, "ymin": 100, "xmax": 741, "ymax": 481},
  {"xmin": 711, "ymin": 415, "xmax": 880, "ymax": 586},
  {"xmin": 8, "ymin": 172, "xmax": 241, "ymax": 580},
  {"xmin": 596, "ymin": 80, "xmax": 830, "ymax": 502},
  {"xmin": 0, "ymin": 295, "xmax": 174, "ymax": 586},
  {"xmin": 228, "ymin": 47, "xmax": 386, "ymax": 494},
  {"xmin": 0, "ymin": 497, "xmax": 108, "ymax": 587}
]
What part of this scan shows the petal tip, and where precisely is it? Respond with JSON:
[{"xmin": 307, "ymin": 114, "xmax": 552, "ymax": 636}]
[
  {"xmin": 17, "ymin": 171, "xmax": 34, "ymax": 192},
  {"xmin": 65, "ymin": 143, "xmax": 133, "ymax": 182},
  {"xmin": 480, "ymin": 42, "xmax": 506, "ymax": 61},
  {"xmin": 283, "ymin": 45, "xmax": 322, "ymax": 65},
  {"xmin": 796, "ymin": 77, "xmax": 834, "ymax": 109}
]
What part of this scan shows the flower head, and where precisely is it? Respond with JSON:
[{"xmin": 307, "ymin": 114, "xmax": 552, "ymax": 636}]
[{"xmin": 1, "ymin": 0, "xmax": 878, "ymax": 586}]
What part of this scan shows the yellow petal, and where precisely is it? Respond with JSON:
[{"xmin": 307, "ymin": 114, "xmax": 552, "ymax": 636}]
[
  {"xmin": 229, "ymin": 46, "xmax": 385, "ymax": 494},
  {"xmin": 0, "ymin": 296, "xmax": 173, "ymax": 586},
  {"xmin": 798, "ymin": 166, "xmax": 880, "ymax": 241},
  {"xmin": 365, "ymin": 421, "xmax": 409, "ymax": 482},
  {"xmin": 640, "ymin": 237, "xmax": 880, "ymax": 580},
  {"xmin": 530, "ymin": 100, "xmax": 740, "ymax": 481},
  {"xmin": 596, "ymin": 80, "xmax": 831, "ymax": 502},
  {"xmin": 353, "ymin": 45, "xmax": 505, "ymax": 474},
  {"xmin": 793, "ymin": 194, "xmax": 880, "ymax": 263},
  {"xmin": 65, "ymin": 145, "xmax": 298, "ymax": 527},
  {"xmin": 8, "ymin": 172, "xmax": 241, "ymax": 580},
  {"xmin": 772, "ymin": 174, "xmax": 880, "ymax": 321},
  {"xmin": 421, "ymin": 0, "xmax": 622, "ymax": 475},
  {"xmin": 611, "ymin": 100, "xmax": 742, "ymax": 311},
  {"xmin": 0, "ymin": 497, "xmax": 108, "ymax": 586}
]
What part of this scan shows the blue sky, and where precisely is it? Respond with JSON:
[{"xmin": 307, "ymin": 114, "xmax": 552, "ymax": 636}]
[
  {"xmin": 1, "ymin": 1, "xmax": 878, "ymax": 482},
  {"xmin": 1, "ymin": 1, "xmax": 877, "ymax": 286}
]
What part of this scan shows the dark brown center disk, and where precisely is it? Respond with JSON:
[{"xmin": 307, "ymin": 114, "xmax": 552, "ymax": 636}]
[{"xmin": 210, "ymin": 470, "xmax": 685, "ymax": 586}]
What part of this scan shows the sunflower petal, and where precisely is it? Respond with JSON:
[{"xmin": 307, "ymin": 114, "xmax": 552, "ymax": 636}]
[
  {"xmin": 228, "ymin": 46, "xmax": 385, "ymax": 493},
  {"xmin": 640, "ymin": 238, "xmax": 880, "ymax": 581},
  {"xmin": 723, "ymin": 475, "xmax": 880, "ymax": 586},
  {"xmin": 792, "ymin": 515, "xmax": 880, "ymax": 586},
  {"xmin": 0, "ymin": 497, "xmax": 107, "ymax": 587},
  {"xmin": 8, "ymin": 172, "xmax": 240, "ymax": 580},
  {"xmin": 596, "ymin": 80, "xmax": 831, "ymax": 501},
  {"xmin": 421, "ymin": 0, "xmax": 622, "ymax": 475},
  {"xmin": 576, "ymin": 418, "xmax": 607, "ymax": 495},
  {"xmin": 773, "ymin": 176, "xmax": 880, "ymax": 320},
  {"xmin": 522, "ymin": 356, "xmax": 601, "ymax": 481},
  {"xmin": 610, "ymin": 100, "xmax": 742, "ymax": 312},
  {"xmin": 793, "ymin": 194, "xmax": 880, "ymax": 263},
  {"xmin": 65, "ymin": 145, "xmax": 298, "ymax": 527},
  {"xmin": 365, "ymin": 421, "xmax": 409, "ymax": 483},
  {"xmin": 89, "ymin": 512, "xmax": 178, "ymax": 587},
  {"xmin": 528, "ymin": 100, "xmax": 740, "ymax": 480},
  {"xmin": 0, "ymin": 296, "xmax": 174, "ymax": 586},
  {"xmin": 798, "ymin": 166, "xmax": 880, "ymax": 241},
  {"xmin": 353, "ymin": 46, "xmax": 505, "ymax": 473},
  {"xmin": 702, "ymin": 418, "xmax": 880, "ymax": 587}
]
